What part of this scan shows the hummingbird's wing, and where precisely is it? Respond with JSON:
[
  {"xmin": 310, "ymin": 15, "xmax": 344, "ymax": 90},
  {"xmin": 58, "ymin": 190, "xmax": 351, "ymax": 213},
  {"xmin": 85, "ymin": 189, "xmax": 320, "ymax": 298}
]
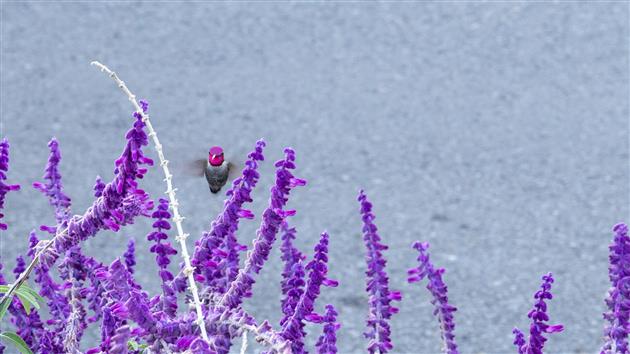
[
  {"xmin": 178, "ymin": 158, "xmax": 206, "ymax": 177},
  {"xmin": 227, "ymin": 161, "xmax": 242, "ymax": 180}
]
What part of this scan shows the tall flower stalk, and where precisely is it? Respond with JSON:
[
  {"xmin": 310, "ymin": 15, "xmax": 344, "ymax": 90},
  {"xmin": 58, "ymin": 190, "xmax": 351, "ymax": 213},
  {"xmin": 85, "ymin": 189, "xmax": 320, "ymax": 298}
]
[
  {"xmin": 512, "ymin": 273, "xmax": 563, "ymax": 354},
  {"xmin": 148, "ymin": 198, "xmax": 178, "ymax": 318},
  {"xmin": 602, "ymin": 223, "xmax": 630, "ymax": 354},
  {"xmin": 218, "ymin": 148, "xmax": 305, "ymax": 311},
  {"xmin": 0, "ymin": 138, "xmax": 20, "ymax": 230},
  {"xmin": 280, "ymin": 231, "xmax": 338, "ymax": 354},
  {"xmin": 358, "ymin": 190, "xmax": 402, "ymax": 354},
  {"xmin": 32, "ymin": 138, "xmax": 71, "ymax": 224},
  {"xmin": 279, "ymin": 221, "xmax": 305, "ymax": 327},
  {"xmin": 408, "ymin": 241, "xmax": 458, "ymax": 354},
  {"xmin": 315, "ymin": 304, "xmax": 340, "ymax": 354}
]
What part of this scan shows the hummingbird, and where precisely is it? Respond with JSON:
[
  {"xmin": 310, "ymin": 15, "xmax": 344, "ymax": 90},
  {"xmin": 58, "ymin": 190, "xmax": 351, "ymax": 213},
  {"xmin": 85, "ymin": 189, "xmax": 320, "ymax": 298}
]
[
  {"xmin": 176, "ymin": 145, "xmax": 240, "ymax": 194},
  {"xmin": 204, "ymin": 146, "xmax": 232, "ymax": 193}
]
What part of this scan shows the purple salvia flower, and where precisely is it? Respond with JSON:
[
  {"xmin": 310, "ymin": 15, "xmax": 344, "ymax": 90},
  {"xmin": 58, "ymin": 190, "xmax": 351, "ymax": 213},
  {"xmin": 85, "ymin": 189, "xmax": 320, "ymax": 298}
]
[
  {"xmin": 280, "ymin": 260, "xmax": 306, "ymax": 328},
  {"xmin": 99, "ymin": 260, "xmax": 133, "ymax": 351},
  {"xmin": 408, "ymin": 241, "xmax": 457, "ymax": 354},
  {"xmin": 280, "ymin": 221, "xmax": 306, "ymax": 326},
  {"xmin": 603, "ymin": 223, "xmax": 630, "ymax": 354},
  {"xmin": 85, "ymin": 259, "xmax": 108, "ymax": 323},
  {"xmin": 44, "ymin": 107, "xmax": 153, "ymax": 265},
  {"xmin": 27, "ymin": 231, "xmax": 71, "ymax": 346},
  {"xmin": 0, "ymin": 256, "xmax": 5, "ymax": 285},
  {"xmin": 221, "ymin": 140, "xmax": 266, "ymax": 285},
  {"xmin": 29, "ymin": 137, "xmax": 91, "ymax": 352},
  {"xmin": 191, "ymin": 139, "xmax": 265, "ymax": 293},
  {"xmin": 0, "ymin": 138, "xmax": 20, "ymax": 230},
  {"xmin": 315, "ymin": 304, "xmax": 341, "ymax": 354},
  {"xmin": 358, "ymin": 190, "xmax": 402, "ymax": 354},
  {"xmin": 281, "ymin": 231, "xmax": 338, "ymax": 354},
  {"xmin": 147, "ymin": 198, "xmax": 178, "ymax": 318},
  {"xmin": 101, "ymin": 259, "xmax": 160, "ymax": 349},
  {"xmin": 13, "ymin": 256, "xmax": 25, "ymax": 277},
  {"xmin": 190, "ymin": 337, "xmax": 213, "ymax": 354},
  {"xmin": 124, "ymin": 238, "xmax": 136, "ymax": 274},
  {"xmin": 93, "ymin": 176, "xmax": 106, "ymax": 198},
  {"xmin": 514, "ymin": 273, "xmax": 563, "ymax": 354},
  {"xmin": 513, "ymin": 328, "xmax": 526, "ymax": 354},
  {"xmin": 3, "ymin": 255, "xmax": 45, "ymax": 351},
  {"xmin": 109, "ymin": 325, "xmax": 131, "ymax": 354},
  {"xmin": 219, "ymin": 147, "xmax": 305, "ymax": 311},
  {"xmin": 32, "ymin": 138, "xmax": 72, "ymax": 224}
]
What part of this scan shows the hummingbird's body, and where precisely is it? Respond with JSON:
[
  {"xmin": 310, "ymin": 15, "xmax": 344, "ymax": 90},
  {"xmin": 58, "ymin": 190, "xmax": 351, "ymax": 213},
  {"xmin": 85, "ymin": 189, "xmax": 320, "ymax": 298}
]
[
  {"xmin": 205, "ymin": 160, "xmax": 229, "ymax": 193},
  {"xmin": 204, "ymin": 146, "xmax": 230, "ymax": 193}
]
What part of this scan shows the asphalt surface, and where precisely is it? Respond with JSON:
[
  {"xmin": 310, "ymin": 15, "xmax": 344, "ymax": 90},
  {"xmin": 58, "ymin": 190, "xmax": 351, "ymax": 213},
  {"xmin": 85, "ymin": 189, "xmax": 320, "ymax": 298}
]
[{"xmin": 1, "ymin": 3, "xmax": 629, "ymax": 353}]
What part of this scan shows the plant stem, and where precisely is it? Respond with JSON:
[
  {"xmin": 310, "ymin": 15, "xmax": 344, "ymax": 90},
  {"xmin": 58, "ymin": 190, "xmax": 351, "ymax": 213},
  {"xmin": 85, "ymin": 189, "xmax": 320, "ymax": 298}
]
[{"xmin": 90, "ymin": 60, "xmax": 209, "ymax": 343}]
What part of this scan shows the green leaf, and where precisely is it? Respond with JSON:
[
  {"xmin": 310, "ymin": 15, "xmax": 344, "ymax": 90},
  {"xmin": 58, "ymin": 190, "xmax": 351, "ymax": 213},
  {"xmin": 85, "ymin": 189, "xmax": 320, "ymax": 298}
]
[
  {"xmin": 0, "ymin": 285, "xmax": 8, "ymax": 293},
  {"xmin": 14, "ymin": 290, "xmax": 40, "ymax": 313},
  {"xmin": 15, "ymin": 285, "xmax": 44, "ymax": 304},
  {"xmin": 128, "ymin": 340, "xmax": 139, "ymax": 350},
  {"xmin": 15, "ymin": 294, "xmax": 31, "ymax": 315},
  {"xmin": 0, "ymin": 331, "xmax": 34, "ymax": 354},
  {"xmin": 0, "ymin": 296, "xmax": 11, "ymax": 322},
  {"xmin": 16, "ymin": 294, "xmax": 39, "ymax": 315}
]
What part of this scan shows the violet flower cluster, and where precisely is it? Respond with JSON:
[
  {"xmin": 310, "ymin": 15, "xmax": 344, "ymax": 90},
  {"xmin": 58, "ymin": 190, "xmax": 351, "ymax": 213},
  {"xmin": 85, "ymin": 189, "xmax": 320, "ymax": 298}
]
[
  {"xmin": 602, "ymin": 223, "xmax": 630, "ymax": 354},
  {"xmin": 280, "ymin": 231, "xmax": 338, "ymax": 353},
  {"xmin": 279, "ymin": 221, "xmax": 306, "ymax": 326},
  {"xmin": 10, "ymin": 92, "xmax": 630, "ymax": 354},
  {"xmin": 408, "ymin": 241, "xmax": 458, "ymax": 354},
  {"xmin": 147, "ymin": 198, "xmax": 178, "ymax": 318},
  {"xmin": 0, "ymin": 138, "xmax": 20, "ymax": 230},
  {"xmin": 314, "ymin": 304, "xmax": 340, "ymax": 354},
  {"xmin": 512, "ymin": 273, "xmax": 563, "ymax": 354},
  {"xmin": 219, "ymin": 147, "xmax": 306, "ymax": 312},
  {"xmin": 32, "ymin": 138, "xmax": 71, "ymax": 224},
  {"xmin": 358, "ymin": 190, "xmax": 402, "ymax": 354},
  {"xmin": 2, "ymin": 102, "xmax": 345, "ymax": 354}
]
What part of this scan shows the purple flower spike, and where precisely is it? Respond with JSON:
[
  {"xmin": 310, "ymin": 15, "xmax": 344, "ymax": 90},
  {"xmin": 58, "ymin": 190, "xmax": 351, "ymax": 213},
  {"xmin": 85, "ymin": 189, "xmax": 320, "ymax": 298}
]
[
  {"xmin": 219, "ymin": 147, "xmax": 305, "ymax": 311},
  {"xmin": 603, "ymin": 223, "xmax": 630, "ymax": 354},
  {"xmin": 316, "ymin": 304, "xmax": 341, "ymax": 354},
  {"xmin": 147, "ymin": 198, "xmax": 178, "ymax": 318},
  {"xmin": 124, "ymin": 238, "xmax": 136, "ymax": 274},
  {"xmin": 358, "ymin": 190, "xmax": 402, "ymax": 354},
  {"xmin": 408, "ymin": 241, "xmax": 458, "ymax": 354},
  {"xmin": 93, "ymin": 176, "xmax": 106, "ymax": 198},
  {"xmin": 27, "ymin": 231, "xmax": 70, "ymax": 341},
  {"xmin": 109, "ymin": 325, "xmax": 130, "ymax": 354},
  {"xmin": 281, "ymin": 231, "xmax": 337, "ymax": 354},
  {"xmin": 279, "ymin": 221, "xmax": 306, "ymax": 326},
  {"xmin": 46, "ymin": 107, "xmax": 153, "ymax": 265},
  {"xmin": 32, "ymin": 138, "xmax": 72, "ymax": 224},
  {"xmin": 192, "ymin": 139, "xmax": 266, "ymax": 294},
  {"xmin": 0, "ymin": 138, "xmax": 20, "ymax": 230},
  {"xmin": 513, "ymin": 328, "xmax": 526, "ymax": 354},
  {"xmin": 514, "ymin": 273, "xmax": 563, "ymax": 354}
]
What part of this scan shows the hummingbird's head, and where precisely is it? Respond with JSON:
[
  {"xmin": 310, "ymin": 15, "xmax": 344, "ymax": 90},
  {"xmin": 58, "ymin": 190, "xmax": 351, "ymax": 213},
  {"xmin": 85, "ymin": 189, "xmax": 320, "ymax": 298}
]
[{"xmin": 208, "ymin": 146, "xmax": 225, "ymax": 166}]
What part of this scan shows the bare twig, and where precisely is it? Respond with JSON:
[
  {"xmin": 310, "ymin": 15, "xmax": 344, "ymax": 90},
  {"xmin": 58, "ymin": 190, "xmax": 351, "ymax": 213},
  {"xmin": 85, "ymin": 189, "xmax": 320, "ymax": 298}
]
[
  {"xmin": 240, "ymin": 330, "xmax": 248, "ymax": 354},
  {"xmin": 90, "ymin": 60, "xmax": 209, "ymax": 342}
]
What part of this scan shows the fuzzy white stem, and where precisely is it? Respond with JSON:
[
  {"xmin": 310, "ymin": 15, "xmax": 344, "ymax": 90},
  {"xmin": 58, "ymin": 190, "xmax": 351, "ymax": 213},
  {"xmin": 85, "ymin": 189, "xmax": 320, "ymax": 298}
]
[
  {"xmin": 90, "ymin": 61, "xmax": 209, "ymax": 343},
  {"xmin": 240, "ymin": 330, "xmax": 248, "ymax": 354}
]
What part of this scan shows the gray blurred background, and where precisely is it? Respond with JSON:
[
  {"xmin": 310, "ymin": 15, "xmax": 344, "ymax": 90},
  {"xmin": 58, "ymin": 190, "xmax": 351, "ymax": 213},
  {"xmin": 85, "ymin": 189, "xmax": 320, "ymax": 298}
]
[{"xmin": 1, "ymin": 2, "xmax": 628, "ymax": 353}]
